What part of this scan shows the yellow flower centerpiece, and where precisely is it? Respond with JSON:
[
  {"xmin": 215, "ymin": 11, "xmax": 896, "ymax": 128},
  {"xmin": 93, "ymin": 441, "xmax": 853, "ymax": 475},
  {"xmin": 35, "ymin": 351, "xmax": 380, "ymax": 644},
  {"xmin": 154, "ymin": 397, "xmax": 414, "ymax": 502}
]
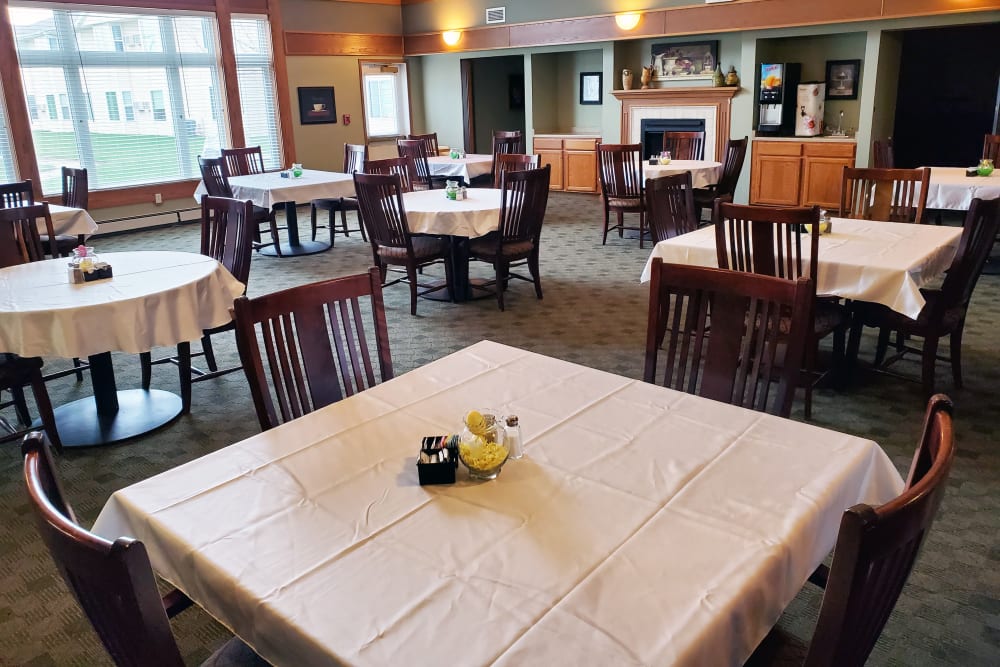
[{"xmin": 458, "ymin": 409, "xmax": 509, "ymax": 480}]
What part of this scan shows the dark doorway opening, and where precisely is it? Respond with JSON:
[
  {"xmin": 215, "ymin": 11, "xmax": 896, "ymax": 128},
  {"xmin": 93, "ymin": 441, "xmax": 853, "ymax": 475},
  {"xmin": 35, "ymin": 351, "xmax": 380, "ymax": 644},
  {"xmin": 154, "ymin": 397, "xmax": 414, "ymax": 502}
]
[{"xmin": 460, "ymin": 55, "xmax": 526, "ymax": 154}]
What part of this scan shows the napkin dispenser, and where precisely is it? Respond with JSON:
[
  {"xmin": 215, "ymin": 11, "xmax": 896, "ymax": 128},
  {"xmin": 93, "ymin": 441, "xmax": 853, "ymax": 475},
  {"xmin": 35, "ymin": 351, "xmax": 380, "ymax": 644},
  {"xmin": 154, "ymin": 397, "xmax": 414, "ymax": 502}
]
[{"xmin": 417, "ymin": 435, "xmax": 458, "ymax": 485}]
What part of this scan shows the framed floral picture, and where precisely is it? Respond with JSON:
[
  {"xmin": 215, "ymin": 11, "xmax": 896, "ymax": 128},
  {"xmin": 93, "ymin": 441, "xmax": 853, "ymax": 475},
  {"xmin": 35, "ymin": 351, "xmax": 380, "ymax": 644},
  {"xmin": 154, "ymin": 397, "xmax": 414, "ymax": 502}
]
[{"xmin": 650, "ymin": 41, "xmax": 719, "ymax": 82}]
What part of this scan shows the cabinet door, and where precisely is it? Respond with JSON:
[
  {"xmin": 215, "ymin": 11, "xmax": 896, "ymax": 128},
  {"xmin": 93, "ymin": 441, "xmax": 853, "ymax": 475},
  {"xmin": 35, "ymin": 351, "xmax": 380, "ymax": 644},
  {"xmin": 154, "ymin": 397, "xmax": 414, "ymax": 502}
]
[
  {"xmin": 802, "ymin": 157, "xmax": 852, "ymax": 210},
  {"xmin": 751, "ymin": 154, "xmax": 802, "ymax": 206},
  {"xmin": 537, "ymin": 150, "xmax": 564, "ymax": 190},
  {"xmin": 564, "ymin": 150, "xmax": 597, "ymax": 192}
]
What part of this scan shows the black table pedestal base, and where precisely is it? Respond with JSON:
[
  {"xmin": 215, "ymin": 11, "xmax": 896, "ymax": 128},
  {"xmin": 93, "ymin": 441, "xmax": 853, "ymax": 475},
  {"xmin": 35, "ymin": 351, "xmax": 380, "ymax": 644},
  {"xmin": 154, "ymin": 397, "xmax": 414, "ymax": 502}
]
[
  {"xmin": 34, "ymin": 389, "xmax": 183, "ymax": 448},
  {"xmin": 259, "ymin": 240, "xmax": 331, "ymax": 257}
]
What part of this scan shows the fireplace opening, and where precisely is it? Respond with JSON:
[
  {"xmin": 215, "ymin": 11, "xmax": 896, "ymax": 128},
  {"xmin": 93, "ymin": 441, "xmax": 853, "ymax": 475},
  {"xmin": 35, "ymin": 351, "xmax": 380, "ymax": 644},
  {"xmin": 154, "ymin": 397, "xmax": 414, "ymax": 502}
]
[{"xmin": 640, "ymin": 118, "xmax": 707, "ymax": 159}]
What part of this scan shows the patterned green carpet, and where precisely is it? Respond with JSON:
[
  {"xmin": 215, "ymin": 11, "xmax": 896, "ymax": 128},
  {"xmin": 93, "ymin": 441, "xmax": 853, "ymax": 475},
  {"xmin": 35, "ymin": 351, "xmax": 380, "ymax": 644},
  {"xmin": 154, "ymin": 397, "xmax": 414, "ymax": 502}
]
[{"xmin": 1, "ymin": 193, "xmax": 997, "ymax": 666}]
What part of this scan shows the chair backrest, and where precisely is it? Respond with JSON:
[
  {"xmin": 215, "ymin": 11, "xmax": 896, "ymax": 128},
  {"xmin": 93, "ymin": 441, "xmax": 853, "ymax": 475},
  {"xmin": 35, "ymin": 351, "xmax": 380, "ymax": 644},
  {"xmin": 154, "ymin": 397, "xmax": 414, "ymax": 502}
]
[
  {"xmin": 493, "ymin": 129, "xmax": 524, "ymax": 146},
  {"xmin": 493, "ymin": 153, "xmax": 541, "ymax": 189},
  {"xmin": 937, "ymin": 197, "xmax": 1000, "ymax": 313},
  {"xmin": 491, "ymin": 134, "xmax": 525, "ymax": 175},
  {"xmin": 199, "ymin": 195, "xmax": 255, "ymax": 287},
  {"xmin": 597, "ymin": 143, "xmax": 644, "ymax": 200},
  {"xmin": 198, "ymin": 156, "xmax": 234, "ymax": 198},
  {"xmin": 0, "ymin": 203, "xmax": 56, "ymax": 265},
  {"xmin": 61, "ymin": 167, "xmax": 89, "ymax": 209},
  {"xmin": 221, "ymin": 146, "xmax": 266, "ymax": 176},
  {"xmin": 983, "ymin": 134, "xmax": 1000, "ymax": 163},
  {"xmin": 364, "ymin": 157, "xmax": 416, "ymax": 194},
  {"xmin": 872, "ymin": 138, "xmax": 895, "ymax": 169},
  {"xmin": 396, "ymin": 139, "xmax": 433, "ymax": 189},
  {"xmin": 495, "ymin": 165, "xmax": 551, "ymax": 247},
  {"xmin": 354, "ymin": 172, "xmax": 414, "ymax": 250},
  {"xmin": 645, "ymin": 172, "xmax": 698, "ymax": 243},
  {"xmin": 22, "ymin": 431, "xmax": 186, "ymax": 667},
  {"xmin": 662, "ymin": 131, "xmax": 705, "ymax": 161},
  {"xmin": 715, "ymin": 136, "xmax": 749, "ymax": 198},
  {"xmin": 804, "ymin": 394, "xmax": 955, "ymax": 667},
  {"xmin": 643, "ymin": 260, "xmax": 812, "ymax": 418},
  {"xmin": 0, "ymin": 179, "xmax": 35, "ymax": 208},
  {"xmin": 841, "ymin": 167, "xmax": 929, "ymax": 224},
  {"xmin": 233, "ymin": 268, "xmax": 394, "ymax": 431},
  {"xmin": 344, "ymin": 143, "xmax": 368, "ymax": 174},
  {"xmin": 408, "ymin": 133, "xmax": 439, "ymax": 158}
]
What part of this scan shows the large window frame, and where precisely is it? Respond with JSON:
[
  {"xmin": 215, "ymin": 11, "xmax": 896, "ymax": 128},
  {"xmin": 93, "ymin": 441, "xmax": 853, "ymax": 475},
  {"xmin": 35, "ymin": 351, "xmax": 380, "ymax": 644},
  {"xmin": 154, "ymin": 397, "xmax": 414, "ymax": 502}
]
[
  {"xmin": 231, "ymin": 14, "xmax": 282, "ymax": 171},
  {"xmin": 360, "ymin": 61, "xmax": 411, "ymax": 140},
  {"xmin": 0, "ymin": 84, "xmax": 17, "ymax": 183}
]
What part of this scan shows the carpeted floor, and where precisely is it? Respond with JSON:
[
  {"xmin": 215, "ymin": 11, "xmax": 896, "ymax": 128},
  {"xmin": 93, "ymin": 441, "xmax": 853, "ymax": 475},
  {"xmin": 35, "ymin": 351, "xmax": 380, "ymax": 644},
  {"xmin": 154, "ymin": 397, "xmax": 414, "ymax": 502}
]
[{"xmin": 1, "ymin": 193, "xmax": 998, "ymax": 666}]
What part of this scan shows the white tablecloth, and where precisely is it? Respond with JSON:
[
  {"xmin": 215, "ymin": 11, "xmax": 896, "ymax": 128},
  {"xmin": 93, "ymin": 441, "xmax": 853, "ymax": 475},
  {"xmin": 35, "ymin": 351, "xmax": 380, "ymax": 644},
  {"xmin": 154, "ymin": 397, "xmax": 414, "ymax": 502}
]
[
  {"xmin": 428, "ymin": 154, "xmax": 493, "ymax": 182},
  {"xmin": 644, "ymin": 160, "xmax": 722, "ymax": 188},
  {"xmin": 193, "ymin": 169, "xmax": 355, "ymax": 208},
  {"xmin": 641, "ymin": 218, "xmax": 961, "ymax": 319},
  {"xmin": 93, "ymin": 341, "xmax": 903, "ymax": 667},
  {"xmin": 0, "ymin": 251, "xmax": 244, "ymax": 358},
  {"xmin": 47, "ymin": 204, "xmax": 99, "ymax": 237},
  {"xmin": 403, "ymin": 188, "xmax": 501, "ymax": 237},
  {"xmin": 925, "ymin": 167, "xmax": 1000, "ymax": 210}
]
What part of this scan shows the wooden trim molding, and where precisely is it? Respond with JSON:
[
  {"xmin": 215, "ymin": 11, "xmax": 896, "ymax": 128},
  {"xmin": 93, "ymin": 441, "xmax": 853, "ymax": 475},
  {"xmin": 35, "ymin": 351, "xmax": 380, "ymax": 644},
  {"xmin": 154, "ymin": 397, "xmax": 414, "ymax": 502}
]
[
  {"xmin": 284, "ymin": 32, "xmax": 404, "ymax": 57},
  {"xmin": 0, "ymin": 0, "xmax": 42, "ymax": 195},
  {"xmin": 215, "ymin": 0, "xmax": 245, "ymax": 148},
  {"xmin": 612, "ymin": 88, "xmax": 739, "ymax": 163},
  {"xmin": 46, "ymin": 179, "xmax": 201, "ymax": 211},
  {"xmin": 267, "ymin": 0, "xmax": 296, "ymax": 166}
]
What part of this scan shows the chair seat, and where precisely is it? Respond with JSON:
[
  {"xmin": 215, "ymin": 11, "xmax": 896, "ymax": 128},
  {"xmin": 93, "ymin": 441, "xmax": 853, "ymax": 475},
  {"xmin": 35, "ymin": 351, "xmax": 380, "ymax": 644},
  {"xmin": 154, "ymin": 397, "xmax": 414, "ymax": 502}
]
[
  {"xmin": 200, "ymin": 637, "xmax": 271, "ymax": 667},
  {"xmin": 856, "ymin": 290, "xmax": 960, "ymax": 333},
  {"xmin": 469, "ymin": 236, "xmax": 534, "ymax": 259},
  {"xmin": 377, "ymin": 237, "xmax": 448, "ymax": 261},
  {"xmin": 41, "ymin": 234, "xmax": 79, "ymax": 255},
  {"xmin": 606, "ymin": 196, "xmax": 643, "ymax": 210},
  {"xmin": 0, "ymin": 354, "xmax": 43, "ymax": 385},
  {"xmin": 312, "ymin": 196, "xmax": 359, "ymax": 211},
  {"xmin": 692, "ymin": 187, "xmax": 717, "ymax": 206},
  {"xmin": 814, "ymin": 300, "xmax": 849, "ymax": 336},
  {"xmin": 251, "ymin": 205, "xmax": 271, "ymax": 222}
]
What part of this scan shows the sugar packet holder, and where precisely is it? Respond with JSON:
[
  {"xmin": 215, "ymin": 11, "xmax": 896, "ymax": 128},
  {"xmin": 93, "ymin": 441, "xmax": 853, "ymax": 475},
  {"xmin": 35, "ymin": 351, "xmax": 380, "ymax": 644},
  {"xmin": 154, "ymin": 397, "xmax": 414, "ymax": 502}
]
[{"xmin": 417, "ymin": 434, "xmax": 459, "ymax": 485}]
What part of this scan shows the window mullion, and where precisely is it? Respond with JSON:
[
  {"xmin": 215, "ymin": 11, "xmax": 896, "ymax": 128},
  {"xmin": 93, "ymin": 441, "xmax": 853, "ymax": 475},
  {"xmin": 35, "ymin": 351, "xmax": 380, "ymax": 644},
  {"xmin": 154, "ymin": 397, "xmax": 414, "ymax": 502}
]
[
  {"xmin": 158, "ymin": 17, "xmax": 194, "ymax": 179},
  {"xmin": 53, "ymin": 10, "xmax": 96, "ymax": 180}
]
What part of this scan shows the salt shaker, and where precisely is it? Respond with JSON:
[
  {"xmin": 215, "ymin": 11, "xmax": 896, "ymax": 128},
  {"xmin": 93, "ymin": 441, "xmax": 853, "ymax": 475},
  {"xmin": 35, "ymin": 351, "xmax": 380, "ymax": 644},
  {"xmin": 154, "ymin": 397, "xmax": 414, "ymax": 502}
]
[{"xmin": 505, "ymin": 415, "xmax": 523, "ymax": 460}]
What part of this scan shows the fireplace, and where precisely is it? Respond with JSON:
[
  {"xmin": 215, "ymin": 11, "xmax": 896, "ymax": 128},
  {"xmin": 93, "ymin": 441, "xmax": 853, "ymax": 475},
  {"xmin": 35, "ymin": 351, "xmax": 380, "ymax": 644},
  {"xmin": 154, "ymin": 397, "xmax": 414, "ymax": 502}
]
[{"xmin": 640, "ymin": 118, "xmax": 707, "ymax": 160}]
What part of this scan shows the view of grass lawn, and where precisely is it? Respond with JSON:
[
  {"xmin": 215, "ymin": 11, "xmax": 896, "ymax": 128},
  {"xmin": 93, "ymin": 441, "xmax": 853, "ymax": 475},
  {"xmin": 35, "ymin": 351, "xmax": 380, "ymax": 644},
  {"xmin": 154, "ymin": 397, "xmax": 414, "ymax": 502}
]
[{"xmin": 33, "ymin": 130, "xmax": 205, "ymax": 192}]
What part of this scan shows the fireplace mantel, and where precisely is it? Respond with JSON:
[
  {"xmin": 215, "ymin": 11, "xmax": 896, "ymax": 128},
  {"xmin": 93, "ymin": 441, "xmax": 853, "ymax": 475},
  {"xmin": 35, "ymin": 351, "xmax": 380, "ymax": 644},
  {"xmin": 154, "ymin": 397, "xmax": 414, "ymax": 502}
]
[{"xmin": 612, "ymin": 87, "xmax": 740, "ymax": 161}]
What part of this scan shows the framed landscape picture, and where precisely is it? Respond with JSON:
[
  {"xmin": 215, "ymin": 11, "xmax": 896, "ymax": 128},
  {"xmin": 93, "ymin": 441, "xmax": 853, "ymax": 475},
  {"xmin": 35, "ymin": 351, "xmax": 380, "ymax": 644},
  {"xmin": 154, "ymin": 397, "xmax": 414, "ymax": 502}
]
[
  {"xmin": 298, "ymin": 87, "xmax": 337, "ymax": 125},
  {"xmin": 580, "ymin": 72, "xmax": 602, "ymax": 105},
  {"xmin": 825, "ymin": 60, "xmax": 861, "ymax": 100},
  {"xmin": 650, "ymin": 41, "xmax": 719, "ymax": 82}
]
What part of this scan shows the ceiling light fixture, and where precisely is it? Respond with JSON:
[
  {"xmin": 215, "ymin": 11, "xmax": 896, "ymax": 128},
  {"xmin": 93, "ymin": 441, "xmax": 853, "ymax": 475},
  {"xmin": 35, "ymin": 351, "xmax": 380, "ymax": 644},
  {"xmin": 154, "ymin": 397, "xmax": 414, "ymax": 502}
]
[
  {"xmin": 442, "ymin": 30, "xmax": 462, "ymax": 46},
  {"xmin": 615, "ymin": 12, "xmax": 641, "ymax": 30}
]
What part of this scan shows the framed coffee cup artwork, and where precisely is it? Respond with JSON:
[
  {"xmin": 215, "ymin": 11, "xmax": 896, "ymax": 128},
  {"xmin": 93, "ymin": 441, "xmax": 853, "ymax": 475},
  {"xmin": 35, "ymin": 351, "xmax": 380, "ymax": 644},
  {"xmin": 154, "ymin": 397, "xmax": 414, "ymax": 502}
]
[{"xmin": 298, "ymin": 87, "xmax": 337, "ymax": 125}]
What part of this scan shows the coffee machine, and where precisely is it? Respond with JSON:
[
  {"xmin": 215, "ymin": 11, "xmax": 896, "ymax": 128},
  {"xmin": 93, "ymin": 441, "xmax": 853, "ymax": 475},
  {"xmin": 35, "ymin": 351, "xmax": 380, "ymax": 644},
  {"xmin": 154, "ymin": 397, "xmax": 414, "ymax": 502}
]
[{"xmin": 757, "ymin": 62, "xmax": 801, "ymax": 136}]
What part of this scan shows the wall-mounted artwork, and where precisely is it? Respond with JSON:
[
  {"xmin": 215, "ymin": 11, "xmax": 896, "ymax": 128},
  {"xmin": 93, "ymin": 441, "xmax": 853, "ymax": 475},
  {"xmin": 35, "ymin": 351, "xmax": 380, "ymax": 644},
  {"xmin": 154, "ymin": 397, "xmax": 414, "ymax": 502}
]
[
  {"xmin": 825, "ymin": 60, "xmax": 861, "ymax": 100},
  {"xmin": 580, "ymin": 72, "xmax": 602, "ymax": 105},
  {"xmin": 298, "ymin": 87, "xmax": 337, "ymax": 125},
  {"xmin": 650, "ymin": 41, "xmax": 719, "ymax": 82}
]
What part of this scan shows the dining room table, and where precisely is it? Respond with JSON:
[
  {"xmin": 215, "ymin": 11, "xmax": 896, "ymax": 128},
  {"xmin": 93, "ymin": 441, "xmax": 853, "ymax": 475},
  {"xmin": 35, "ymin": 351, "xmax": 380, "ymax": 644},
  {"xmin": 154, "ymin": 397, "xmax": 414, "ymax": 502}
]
[
  {"xmin": 0, "ymin": 250, "xmax": 244, "ymax": 447},
  {"xmin": 641, "ymin": 217, "xmax": 963, "ymax": 319},
  {"xmin": 193, "ymin": 169, "xmax": 355, "ymax": 257},
  {"xmin": 427, "ymin": 154, "xmax": 493, "ymax": 185},
  {"xmin": 402, "ymin": 187, "xmax": 503, "ymax": 301},
  {"xmin": 924, "ymin": 166, "xmax": 1000, "ymax": 211},
  {"xmin": 46, "ymin": 203, "xmax": 99, "ymax": 238},
  {"xmin": 643, "ymin": 159, "xmax": 722, "ymax": 188},
  {"xmin": 92, "ymin": 340, "xmax": 904, "ymax": 667}
]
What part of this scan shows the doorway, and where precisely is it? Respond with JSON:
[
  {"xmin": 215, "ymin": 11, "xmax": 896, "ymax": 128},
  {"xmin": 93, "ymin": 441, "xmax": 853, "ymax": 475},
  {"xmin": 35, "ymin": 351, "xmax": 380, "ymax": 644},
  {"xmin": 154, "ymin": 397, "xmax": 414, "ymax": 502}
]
[{"xmin": 460, "ymin": 55, "xmax": 526, "ymax": 154}]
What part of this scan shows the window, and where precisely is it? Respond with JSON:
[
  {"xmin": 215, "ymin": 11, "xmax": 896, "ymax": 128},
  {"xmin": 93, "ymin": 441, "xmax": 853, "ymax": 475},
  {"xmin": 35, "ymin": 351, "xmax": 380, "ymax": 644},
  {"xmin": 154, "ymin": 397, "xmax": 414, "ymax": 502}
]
[
  {"xmin": 232, "ymin": 15, "xmax": 282, "ymax": 170},
  {"xmin": 361, "ymin": 62, "xmax": 410, "ymax": 138},
  {"xmin": 10, "ymin": 4, "xmax": 229, "ymax": 193},
  {"xmin": 26, "ymin": 94, "xmax": 38, "ymax": 120}
]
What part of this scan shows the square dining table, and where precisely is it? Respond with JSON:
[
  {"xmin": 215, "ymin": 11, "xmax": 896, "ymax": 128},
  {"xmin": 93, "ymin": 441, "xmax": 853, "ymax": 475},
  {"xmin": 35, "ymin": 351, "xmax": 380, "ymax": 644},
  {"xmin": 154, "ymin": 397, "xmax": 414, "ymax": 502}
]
[
  {"xmin": 427, "ymin": 154, "xmax": 493, "ymax": 184},
  {"xmin": 46, "ymin": 203, "xmax": 99, "ymax": 238},
  {"xmin": 643, "ymin": 159, "xmax": 722, "ymax": 188},
  {"xmin": 93, "ymin": 341, "xmax": 903, "ymax": 666},
  {"xmin": 641, "ymin": 217, "xmax": 962, "ymax": 319}
]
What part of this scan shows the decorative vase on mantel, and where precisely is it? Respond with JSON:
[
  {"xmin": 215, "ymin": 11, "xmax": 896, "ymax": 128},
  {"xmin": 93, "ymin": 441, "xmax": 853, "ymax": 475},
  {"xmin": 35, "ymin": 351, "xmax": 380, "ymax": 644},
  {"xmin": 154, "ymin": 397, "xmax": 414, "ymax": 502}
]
[
  {"xmin": 640, "ymin": 66, "xmax": 652, "ymax": 90},
  {"xmin": 622, "ymin": 69, "xmax": 634, "ymax": 91},
  {"xmin": 725, "ymin": 65, "xmax": 740, "ymax": 87},
  {"xmin": 712, "ymin": 66, "xmax": 725, "ymax": 87}
]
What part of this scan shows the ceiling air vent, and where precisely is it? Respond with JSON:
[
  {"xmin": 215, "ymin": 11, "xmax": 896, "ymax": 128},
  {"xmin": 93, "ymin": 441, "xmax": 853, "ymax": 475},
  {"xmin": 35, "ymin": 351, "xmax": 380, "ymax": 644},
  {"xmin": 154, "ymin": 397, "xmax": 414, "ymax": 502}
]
[{"xmin": 486, "ymin": 7, "xmax": 506, "ymax": 24}]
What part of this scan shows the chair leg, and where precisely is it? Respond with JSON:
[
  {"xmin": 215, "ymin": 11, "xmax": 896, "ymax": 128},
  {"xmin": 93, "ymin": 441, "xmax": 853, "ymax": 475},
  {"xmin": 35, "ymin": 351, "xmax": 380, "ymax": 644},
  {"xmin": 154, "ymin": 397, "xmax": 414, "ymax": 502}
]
[
  {"xmin": 950, "ymin": 322, "xmax": 964, "ymax": 389},
  {"xmin": 340, "ymin": 205, "xmax": 350, "ymax": 238},
  {"xmin": 140, "ymin": 351, "xmax": 152, "ymax": 391},
  {"xmin": 617, "ymin": 211, "xmax": 624, "ymax": 238},
  {"xmin": 29, "ymin": 373, "xmax": 61, "ymax": 452},
  {"xmin": 201, "ymin": 333, "xmax": 218, "ymax": 372},
  {"xmin": 845, "ymin": 317, "xmax": 865, "ymax": 385},
  {"xmin": 831, "ymin": 325, "xmax": 847, "ymax": 390},
  {"xmin": 406, "ymin": 265, "xmax": 419, "ymax": 316},
  {"xmin": 269, "ymin": 215, "xmax": 282, "ymax": 257},
  {"xmin": 11, "ymin": 385, "xmax": 30, "ymax": 427},
  {"xmin": 178, "ymin": 342, "xmax": 192, "ymax": 414},
  {"xmin": 874, "ymin": 327, "xmax": 892, "ymax": 366},
  {"xmin": 496, "ymin": 261, "xmax": 508, "ymax": 311},
  {"xmin": 602, "ymin": 207, "xmax": 611, "ymax": 245},
  {"xmin": 803, "ymin": 340, "xmax": 816, "ymax": 421},
  {"xmin": 72, "ymin": 357, "xmax": 84, "ymax": 382},
  {"xmin": 639, "ymin": 210, "xmax": 646, "ymax": 250},
  {"xmin": 310, "ymin": 204, "xmax": 318, "ymax": 242},
  {"xmin": 528, "ymin": 250, "xmax": 543, "ymax": 299},
  {"xmin": 922, "ymin": 335, "xmax": 939, "ymax": 399},
  {"xmin": 442, "ymin": 257, "xmax": 455, "ymax": 304}
]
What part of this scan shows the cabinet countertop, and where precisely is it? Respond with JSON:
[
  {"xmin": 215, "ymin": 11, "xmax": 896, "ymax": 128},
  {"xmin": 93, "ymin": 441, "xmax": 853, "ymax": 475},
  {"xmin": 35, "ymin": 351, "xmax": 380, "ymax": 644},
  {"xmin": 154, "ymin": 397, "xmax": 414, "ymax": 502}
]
[
  {"xmin": 753, "ymin": 135, "xmax": 857, "ymax": 144},
  {"xmin": 533, "ymin": 133, "xmax": 602, "ymax": 139}
]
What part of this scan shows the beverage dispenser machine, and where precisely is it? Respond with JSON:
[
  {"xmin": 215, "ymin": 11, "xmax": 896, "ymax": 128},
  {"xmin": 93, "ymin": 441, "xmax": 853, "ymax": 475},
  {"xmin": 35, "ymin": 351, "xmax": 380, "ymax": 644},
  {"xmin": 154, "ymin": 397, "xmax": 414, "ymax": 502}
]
[{"xmin": 757, "ymin": 63, "xmax": 801, "ymax": 136}]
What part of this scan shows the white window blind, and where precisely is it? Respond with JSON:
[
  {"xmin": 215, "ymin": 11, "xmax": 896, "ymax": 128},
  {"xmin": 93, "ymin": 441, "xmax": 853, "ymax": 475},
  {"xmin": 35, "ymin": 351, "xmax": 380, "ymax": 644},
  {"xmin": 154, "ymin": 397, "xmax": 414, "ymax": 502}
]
[
  {"xmin": 10, "ymin": 4, "xmax": 229, "ymax": 194},
  {"xmin": 232, "ymin": 15, "xmax": 282, "ymax": 170},
  {"xmin": 361, "ymin": 62, "xmax": 410, "ymax": 139},
  {"xmin": 0, "ymin": 83, "xmax": 17, "ymax": 182}
]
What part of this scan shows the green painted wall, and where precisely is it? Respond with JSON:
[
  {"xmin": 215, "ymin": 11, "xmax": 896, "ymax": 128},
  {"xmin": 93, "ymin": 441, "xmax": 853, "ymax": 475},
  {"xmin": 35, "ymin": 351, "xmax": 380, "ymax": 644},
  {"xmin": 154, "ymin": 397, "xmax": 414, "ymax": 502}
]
[
  {"xmin": 531, "ymin": 49, "xmax": 604, "ymax": 134},
  {"xmin": 471, "ymin": 55, "xmax": 526, "ymax": 152}
]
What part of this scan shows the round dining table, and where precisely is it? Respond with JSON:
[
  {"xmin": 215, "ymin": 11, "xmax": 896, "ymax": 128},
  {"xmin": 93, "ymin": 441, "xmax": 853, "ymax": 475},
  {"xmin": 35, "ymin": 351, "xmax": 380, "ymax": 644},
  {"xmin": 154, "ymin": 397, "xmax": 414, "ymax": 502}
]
[
  {"xmin": 643, "ymin": 159, "xmax": 722, "ymax": 188},
  {"xmin": 0, "ymin": 251, "xmax": 245, "ymax": 447}
]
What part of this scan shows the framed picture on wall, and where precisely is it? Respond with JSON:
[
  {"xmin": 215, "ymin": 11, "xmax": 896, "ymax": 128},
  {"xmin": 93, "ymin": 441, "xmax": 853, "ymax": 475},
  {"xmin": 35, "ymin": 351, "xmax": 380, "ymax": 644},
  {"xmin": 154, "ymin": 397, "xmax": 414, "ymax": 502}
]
[
  {"xmin": 298, "ymin": 87, "xmax": 337, "ymax": 124},
  {"xmin": 509, "ymin": 74, "xmax": 525, "ymax": 110},
  {"xmin": 825, "ymin": 60, "xmax": 861, "ymax": 100},
  {"xmin": 580, "ymin": 72, "xmax": 602, "ymax": 105},
  {"xmin": 650, "ymin": 41, "xmax": 718, "ymax": 81}
]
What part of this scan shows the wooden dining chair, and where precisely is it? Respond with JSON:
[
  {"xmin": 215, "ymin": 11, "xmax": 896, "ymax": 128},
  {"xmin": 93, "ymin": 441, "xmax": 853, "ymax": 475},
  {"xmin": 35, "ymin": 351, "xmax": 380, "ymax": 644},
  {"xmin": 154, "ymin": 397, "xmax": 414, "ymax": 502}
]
[
  {"xmin": 872, "ymin": 138, "xmax": 895, "ymax": 168},
  {"xmin": 801, "ymin": 394, "xmax": 955, "ymax": 667},
  {"xmin": 221, "ymin": 146, "xmax": 267, "ymax": 176},
  {"xmin": 661, "ymin": 131, "xmax": 705, "ymax": 161},
  {"xmin": 364, "ymin": 156, "xmax": 417, "ymax": 193},
  {"xmin": 490, "ymin": 134, "xmax": 524, "ymax": 177},
  {"xmin": 493, "ymin": 153, "xmax": 540, "ymax": 189},
  {"xmin": 983, "ymin": 134, "xmax": 1000, "ymax": 163},
  {"xmin": 140, "ymin": 196, "xmax": 256, "ymax": 413},
  {"xmin": 408, "ymin": 132, "xmax": 440, "ymax": 157},
  {"xmin": 310, "ymin": 143, "xmax": 368, "ymax": 245},
  {"xmin": 846, "ymin": 197, "xmax": 1000, "ymax": 398},
  {"xmin": 21, "ymin": 431, "xmax": 268, "ymax": 665},
  {"xmin": 0, "ymin": 179, "xmax": 34, "ymax": 208},
  {"xmin": 692, "ymin": 136, "xmax": 748, "ymax": 221},
  {"xmin": 198, "ymin": 156, "xmax": 282, "ymax": 255},
  {"xmin": 233, "ymin": 269, "xmax": 394, "ymax": 431},
  {"xmin": 353, "ymin": 173, "xmax": 453, "ymax": 315},
  {"xmin": 48, "ymin": 166, "xmax": 90, "ymax": 253},
  {"xmin": 644, "ymin": 260, "xmax": 812, "ymax": 418},
  {"xmin": 469, "ymin": 165, "xmax": 551, "ymax": 311},
  {"xmin": 714, "ymin": 201, "xmax": 849, "ymax": 419},
  {"xmin": 644, "ymin": 172, "xmax": 698, "ymax": 243},
  {"xmin": 396, "ymin": 139, "xmax": 434, "ymax": 190},
  {"xmin": 840, "ymin": 167, "xmax": 930, "ymax": 224},
  {"xmin": 597, "ymin": 143, "xmax": 646, "ymax": 247}
]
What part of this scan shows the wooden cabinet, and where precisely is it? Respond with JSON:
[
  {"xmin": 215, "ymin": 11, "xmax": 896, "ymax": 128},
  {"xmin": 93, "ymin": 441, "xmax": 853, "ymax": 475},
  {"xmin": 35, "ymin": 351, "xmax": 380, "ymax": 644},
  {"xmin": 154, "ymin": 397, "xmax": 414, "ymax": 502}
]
[
  {"xmin": 750, "ymin": 140, "xmax": 856, "ymax": 209},
  {"xmin": 532, "ymin": 135, "xmax": 599, "ymax": 193}
]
